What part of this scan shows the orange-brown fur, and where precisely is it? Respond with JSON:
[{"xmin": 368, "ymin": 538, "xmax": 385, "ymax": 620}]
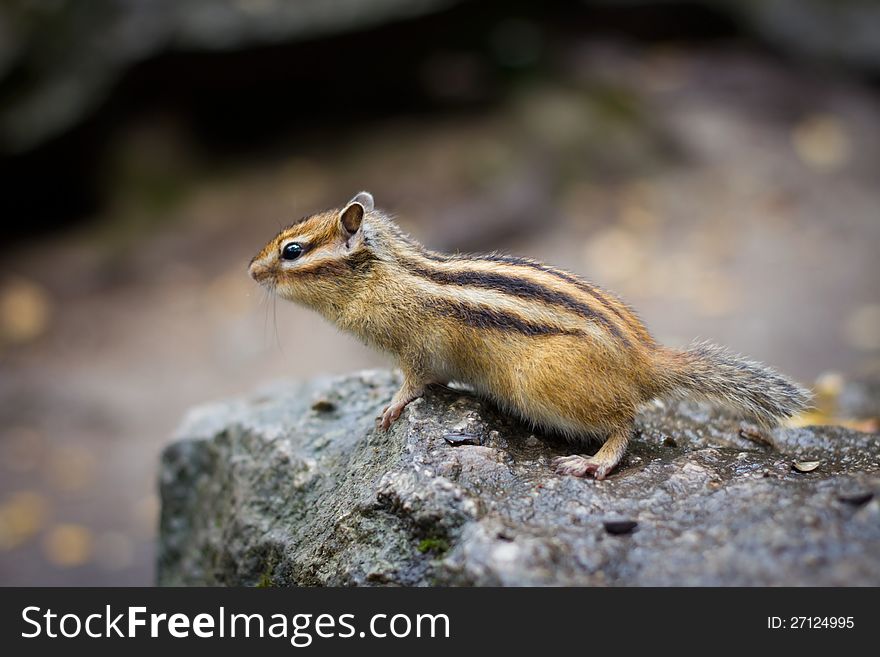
[{"xmin": 250, "ymin": 192, "xmax": 811, "ymax": 479}]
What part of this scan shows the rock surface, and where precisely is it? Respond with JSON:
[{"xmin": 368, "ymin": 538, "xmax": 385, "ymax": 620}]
[{"xmin": 158, "ymin": 370, "xmax": 880, "ymax": 586}]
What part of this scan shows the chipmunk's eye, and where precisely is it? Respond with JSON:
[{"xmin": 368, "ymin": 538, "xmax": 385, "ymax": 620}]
[{"xmin": 281, "ymin": 242, "xmax": 303, "ymax": 261}]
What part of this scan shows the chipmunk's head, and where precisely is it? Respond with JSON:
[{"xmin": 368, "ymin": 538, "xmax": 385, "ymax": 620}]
[{"xmin": 249, "ymin": 191, "xmax": 377, "ymax": 310}]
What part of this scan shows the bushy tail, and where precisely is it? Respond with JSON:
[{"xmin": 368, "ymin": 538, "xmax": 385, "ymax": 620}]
[{"xmin": 657, "ymin": 341, "xmax": 812, "ymax": 426}]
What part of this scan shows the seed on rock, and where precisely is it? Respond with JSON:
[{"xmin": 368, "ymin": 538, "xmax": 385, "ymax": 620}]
[{"xmin": 792, "ymin": 461, "xmax": 821, "ymax": 473}]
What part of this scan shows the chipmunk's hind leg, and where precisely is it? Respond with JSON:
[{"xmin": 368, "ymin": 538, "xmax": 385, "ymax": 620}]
[{"xmin": 552, "ymin": 424, "xmax": 632, "ymax": 480}]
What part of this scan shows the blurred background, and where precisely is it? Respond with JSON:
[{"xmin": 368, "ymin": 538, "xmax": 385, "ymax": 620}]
[{"xmin": 1, "ymin": 0, "xmax": 879, "ymax": 585}]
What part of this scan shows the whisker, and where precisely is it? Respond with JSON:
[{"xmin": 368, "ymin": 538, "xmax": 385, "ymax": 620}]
[
  {"xmin": 272, "ymin": 285, "xmax": 284, "ymax": 355},
  {"xmin": 262, "ymin": 285, "xmax": 272, "ymax": 344}
]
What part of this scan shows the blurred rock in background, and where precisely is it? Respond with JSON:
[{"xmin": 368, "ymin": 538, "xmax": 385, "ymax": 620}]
[
  {"xmin": 4, "ymin": 0, "xmax": 880, "ymax": 237},
  {"xmin": 0, "ymin": 0, "xmax": 457, "ymax": 154}
]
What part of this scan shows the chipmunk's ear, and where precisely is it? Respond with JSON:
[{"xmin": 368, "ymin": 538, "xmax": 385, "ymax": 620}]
[
  {"xmin": 339, "ymin": 191, "xmax": 373, "ymax": 234},
  {"xmin": 349, "ymin": 191, "xmax": 374, "ymax": 212}
]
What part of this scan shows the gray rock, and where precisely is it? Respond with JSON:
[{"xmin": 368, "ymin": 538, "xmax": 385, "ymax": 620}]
[
  {"xmin": 599, "ymin": 0, "xmax": 880, "ymax": 74},
  {"xmin": 158, "ymin": 370, "xmax": 880, "ymax": 586},
  {"xmin": 839, "ymin": 377, "xmax": 880, "ymax": 420},
  {"xmin": 724, "ymin": 0, "xmax": 880, "ymax": 73}
]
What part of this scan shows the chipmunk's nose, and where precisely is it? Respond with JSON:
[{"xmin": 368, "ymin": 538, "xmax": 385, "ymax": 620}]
[{"xmin": 248, "ymin": 258, "xmax": 268, "ymax": 282}]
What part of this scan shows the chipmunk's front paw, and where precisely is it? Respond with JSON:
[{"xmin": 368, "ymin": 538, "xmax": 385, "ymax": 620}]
[
  {"xmin": 552, "ymin": 455, "xmax": 613, "ymax": 480},
  {"xmin": 377, "ymin": 381, "xmax": 427, "ymax": 432},
  {"xmin": 377, "ymin": 402, "xmax": 406, "ymax": 431}
]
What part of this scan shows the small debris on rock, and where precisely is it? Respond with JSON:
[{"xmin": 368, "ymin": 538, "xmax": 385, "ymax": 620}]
[
  {"xmin": 603, "ymin": 520, "xmax": 638, "ymax": 535},
  {"xmin": 663, "ymin": 436, "xmax": 677, "ymax": 447},
  {"xmin": 740, "ymin": 427, "xmax": 772, "ymax": 446},
  {"xmin": 311, "ymin": 399, "xmax": 336, "ymax": 413},
  {"xmin": 793, "ymin": 461, "xmax": 821, "ymax": 473},
  {"xmin": 443, "ymin": 433, "xmax": 481, "ymax": 446},
  {"xmin": 838, "ymin": 492, "xmax": 874, "ymax": 507}
]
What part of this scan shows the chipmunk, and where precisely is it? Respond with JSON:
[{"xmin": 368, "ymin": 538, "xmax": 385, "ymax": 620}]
[{"xmin": 249, "ymin": 191, "xmax": 811, "ymax": 479}]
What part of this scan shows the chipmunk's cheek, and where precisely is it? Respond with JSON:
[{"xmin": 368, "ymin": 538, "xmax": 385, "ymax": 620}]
[{"xmin": 272, "ymin": 280, "xmax": 300, "ymax": 301}]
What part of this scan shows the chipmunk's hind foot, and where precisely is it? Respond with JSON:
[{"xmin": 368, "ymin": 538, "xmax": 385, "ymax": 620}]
[
  {"xmin": 552, "ymin": 454, "xmax": 615, "ymax": 480},
  {"xmin": 552, "ymin": 427, "xmax": 631, "ymax": 480}
]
